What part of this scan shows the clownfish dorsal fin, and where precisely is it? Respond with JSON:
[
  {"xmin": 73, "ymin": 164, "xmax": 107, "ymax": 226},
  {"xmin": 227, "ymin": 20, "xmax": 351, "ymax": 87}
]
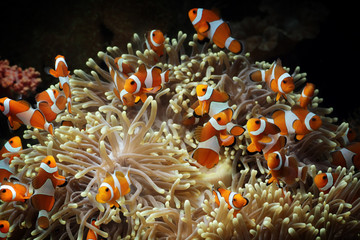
[
  {"xmin": 115, "ymin": 170, "xmax": 125, "ymax": 179},
  {"xmin": 17, "ymin": 100, "xmax": 31, "ymax": 108},
  {"xmin": 137, "ymin": 64, "xmax": 147, "ymax": 73},
  {"xmin": 194, "ymin": 126, "xmax": 203, "ymax": 141},
  {"xmin": 152, "ymin": 66, "xmax": 162, "ymax": 75},
  {"xmin": 211, "ymin": 7, "xmax": 221, "ymax": 18},
  {"xmin": 276, "ymin": 58, "xmax": 282, "ymax": 67}
]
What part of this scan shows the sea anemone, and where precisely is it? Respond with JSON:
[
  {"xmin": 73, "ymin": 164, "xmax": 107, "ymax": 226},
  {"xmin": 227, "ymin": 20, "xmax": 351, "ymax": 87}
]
[{"xmin": 1, "ymin": 30, "xmax": 360, "ymax": 239}]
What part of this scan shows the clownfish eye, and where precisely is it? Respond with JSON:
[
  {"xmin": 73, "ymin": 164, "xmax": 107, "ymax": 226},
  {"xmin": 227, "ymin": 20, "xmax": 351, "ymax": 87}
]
[
  {"xmin": 193, "ymin": 10, "xmax": 196, "ymax": 14},
  {"xmin": 255, "ymin": 120, "xmax": 260, "ymax": 124},
  {"xmin": 1, "ymin": 189, "xmax": 6, "ymax": 193},
  {"xmin": 0, "ymin": 224, "xmax": 3, "ymax": 228},
  {"xmin": 130, "ymin": 80, "xmax": 135, "ymax": 85},
  {"xmin": 311, "ymin": 118, "xmax": 316, "ymax": 121},
  {"xmin": 323, "ymin": 175, "xmax": 327, "ymax": 180},
  {"xmin": 283, "ymin": 80, "xmax": 287, "ymax": 84},
  {"xmin": 202, "ymin": 88, "xmax": 206, "ymax": 92},
  {"xmin": 47, "ymin": 161, "xmax": 51, "ymax": 165},
  {"xmin": 105, "ymin": 188, "xmax": 109, "ymax": 192},
  {"xmin": 152, "ymin": 33, "xmax": 156, "ymax": 37},
  {"xmin": 0, "ymin": 103, "xmax": 3, "ymax": 106},
  {"xmin": 275, "ymin": 154, "xmax": 279, "ymax": 159},
  {"xmin": 217, "ymin": 117, "xmax": 221, "ymax": 121},
  {"xmin": 9, "ymin": 140, "xmax": 13, "ymax": 144}
]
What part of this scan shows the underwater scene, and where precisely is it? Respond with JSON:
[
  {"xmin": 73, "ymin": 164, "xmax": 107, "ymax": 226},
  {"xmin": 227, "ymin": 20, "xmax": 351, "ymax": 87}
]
[{"xmin": 0, "ymin": 0, "xmax": 359, "ymax": 239}]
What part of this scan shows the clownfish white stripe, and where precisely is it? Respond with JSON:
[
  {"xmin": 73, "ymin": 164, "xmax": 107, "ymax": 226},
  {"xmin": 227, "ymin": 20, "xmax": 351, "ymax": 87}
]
[
  {"xmin": 228, "ymin": 192, "xmax": 241, "ymax": 210},
  {"xmin": 225, "ymin": 37, "xmax": 235, "ymax": 49},
  {"xmin": 284, "ymin": 110, "xmax": 299, "ymax": 134},
  {"xmin": 196, "ymin": 135, "xmax": 220, "ymax": 153},
  {"xmin": 59, "ymin": 76, "xmax": 69, "ymax": 87},
  {"xmin": 214, "ymin": 188, "xmax": 222, "ymax": 203},
  {"xmin": 112, "ymin": 173, "xmax": 122, "ymax": 196},
  {"xmin": 16, "ymin": 109, "xmax": 34, "ymax": 126},
  {"xmin": 4, "ymin": 141, "xmax": 21, "ymax": 153},
  {"xmin": 129, "ymin": 75, "xmax": 141, "ymax": 94},
  {"xmin": 2, "ymin": 98, "xmax": 11, "ymax": 116},
  {"xmin": 40, "ymin": 162, "xmax": 58, "ymax": 174},
  {"xmin": 209, "ymin": 101, "xmax": 230, "ymax": 117},
  {"xmin": 0, "ymin": 185, "xmax": 16, "ymax": 200},
  {"xmin": 120, "ymin": 89, "xmax": 129, "ymax": 103},
  {"xmin": 45, "ymin": 89, "xmax": 57, "ymax": 103},
  {"xmin": 209, "ymin": 20, "xmax": 223, "ymax": 40},
  {"xmin": 0, "ymin": 158, "xmax": 14, "ymax": 173},
  {"xmin": 100, "ymin": 182, "xmax": 114, "ymax": 200},
  {"xmin": 0, "ymin": 231, "xmax": 7, "ymax": 238},
  {"xmin": 272, "ymin": 151, "xmax": 282, "ymax": 171},
  {"xmin": 50, "ymin": 101, "xmax": 62, "ymax": 114},
  {"xmin": 340, "ymin": 148, "xmax": 356, "ymax": 168},
  {"xmin": 320, "ymin": 173, "xmax": 333, "ymax": 192},
  {"xmin": 284, "ymin": 155, "xmax": 290, "ymax": 168},
  {"xmin": 209, "ymin": 118, "xmax": 227, "ymax": 131},
  {"xmin": 304, "ymin": 112, "xmax": 316, "ymax": 131},
  {"xmin": 55, "ymin": 57, "xmax": 67, "ymax": 70},
  {"xmin": 270, "ymin": 62, "xmax": 277, "ymax": 82},
  {"xmin": 150, "ymin": 30, "xmax": 161, "ymax": 47},
  {"xmin": 192, "ymin": 8, "xmax": 203, "ymax": 25},
  {"xmin": 277, "ymin": 72, "xmax": 291, "ymax": 94},
  {"xmin": 260, "ymin": 70, "xmax": 266, "ymax": 82},
  {"xmin": 250, "ymin": 119, "xmax": 266, "ymax": 136},
  {"xmin": 34, "ymin": 178, "xmax": 55, "ymax": 197},
  {"xmin": 342, "ymin": 128, "xmax": 350, "ymax": 146},
  {"xmin": 38, "ymin": 209, "xmax": 49, "ymax": 219},
  {"xmin": 144, "ymin": 69, "xmax": 154, "ymax": 89},
  {"xmin": 198, "ymin": 87, "xmax": 214, "ymax": 101}
]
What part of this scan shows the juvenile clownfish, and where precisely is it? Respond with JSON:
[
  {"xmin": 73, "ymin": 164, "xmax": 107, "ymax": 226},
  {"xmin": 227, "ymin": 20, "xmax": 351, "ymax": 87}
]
[
  {"xmin": 31, "ymin": 156, "xmax": 67, "ymax": 230},
  {"xmin": 213, "ymin": 187, "xmax": 248, "ymax": 217},
  {"xmin": 192, "ymin": 111, "xmax": 245, "ymax": 168},
  {"xmin": 47, "ymin": 55, "xmax": 72, "ymax": 113},
  {"xmin": 0, "ymin": 180, "xmax": 31, "ymax": 202},
  {"xmin": 96, "ymin": 169, "xmax": 131, "ymax": 208},
  {"xmin": 246, "ymin": 118, "xmax": 286, "ymax": 159},
  {"xmin": 0, "ymin": 97, "xmax": 53, "ymax": 135},
  {"xmin": 270, "ymin": 105, "xmax": 322, "ymax": 141},
  {"xmin": 86, "ymin": 218, "xmax": 100, "ymax": 240},
  {"xmin": 299, "ymin": 83, "xmax": 315, "ymax": 108},
  {"xmin": 331, "ymin": 142, "xmax": 360, "ymax": 170},
  {"xmin": 145, "ymin": 30, "xmax": 165, "ymax": 57},
  {"xmin": 314, "ymin": 172, "xmax": 339, "ymax": 194},
  {"xmin": 188, "ymin": 8, "xmax": 243, "ymax": 54},
  {"xmin": 0, "ymin": 137, "xmax": 22, "ymax": 183},
  {"xmin": 124, "ymin": 64, "xmax": 170, "ymax": 103},
  {"xmin": 35, "ymin": 88, "xmax": 66, "ymax": 122},
  {"xmin": 250, "ymin": 59, "xmax": 295, "ymax": 101},
  {"xmin": 104, "ymin": 55, "xmax": 136, "ymax": 107},
  {"xmin": 266, "ymin": 149, "xmax": 308, "ymax": 186},
  {"xmin": 0, "ymin": 220, "xmax": 9, "ymax": 240}
]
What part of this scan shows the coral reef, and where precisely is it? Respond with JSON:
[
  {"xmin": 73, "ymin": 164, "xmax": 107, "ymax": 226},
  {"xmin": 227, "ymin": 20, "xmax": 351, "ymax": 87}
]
[{"xmin": 1, "ymin": 29, "xmax": 360, "ymax": 240}]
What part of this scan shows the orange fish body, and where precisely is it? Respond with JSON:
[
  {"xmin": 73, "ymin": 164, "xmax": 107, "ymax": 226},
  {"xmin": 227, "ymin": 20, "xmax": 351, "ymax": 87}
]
[
  {"xmin": 36, "ymin": 89, "xmax": 66, "ymax": 122},
  {"xmin": 271, "ymin": 105, "xmax": 322, "ymax": 141},
  {"xmin": 96, "ymin": 169, "xmax": 131, "ymax": 208},
  {"xmin": 0, "ymin": 97, "xmax": 53, "ymax": 135},
  {"xmin": 213, "ymin": 187, "xmax": 248, "ymax": 217},
  {"xmin": 250, "ymin": 59, "xmax": 295, "ymax": 101},
  {"xmin": 145, "ymin": 30, "xmax": 165, "ymax": 57},
  {"xmin": 314, "ymin": 172, "xmax": 339, "ymax": 194},
  {"xmin": 124, "ymin": 64, "xmax": 170, "ymax": 103},
  {"xmin": 31, "ymin": 156, "xmax": 67, "ymax": 229},
  {"xmin": 0, "ymin": 220, "xmax": 9, "ymax": 240},
  {"xmin": 188, "ymin": 8, "xmax": 242, "ymax": 54},
  {"xmin": 86, "ymin": 218, "xmax": 100, "ymax": 240},
  {"xmin": 299, "ymin": 83, "xmax": 315, "ymax": 108},
  {"xmin": 331, "ymin": 142, "xmax": 360, "ymax": 170},
  {"xmin": 0, "ymin": 136, "xmax": 22, "ymax": 182},
  {"xmin": 48, "ymin": 55, "xmax": 72, "ymax": 113},
  {"xmin": 266, "ymin": 150, "xmax": 308, "ymax": 186},
  {"xmin": 0, "ymin": 181, "xmax": 31, "ymax": 202}
]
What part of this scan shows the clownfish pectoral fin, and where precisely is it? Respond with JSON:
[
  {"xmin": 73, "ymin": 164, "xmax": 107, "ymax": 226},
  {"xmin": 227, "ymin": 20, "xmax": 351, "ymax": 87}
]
[
  {"xmin": 247, "ymin": 142, "xmax": 260, "ymax": 153},
  {"xmin": 276, "ymin": 93, "xmax": 282, "ymax": 101},
  {"xmin": 48, "ymin": 68, "xmax": 59, "ymax": 78},
  {"xmin": 295, "ymin": 134, "xmax": 305, "ymax": 141},
  {"xmin": 229, "ymin": 125, "xmax": 245, "ymax": 136},
  {"xmin": 258, "ymin": 136, "xmax": 272, "ymax": 144},
  {"xmin": 135, "ymin": 96, "xmax": 141, "ymax": 104},
  {"xmin": 137, "ymin": 63, "xmax": 147, "ymax": 74},
  {"xmin": 144, "ymin": 86, "xmax": 161, "ymax": 94},
  {"xmin": 140, "ymin": 94, "xmax": 148, "ymax": 103}
]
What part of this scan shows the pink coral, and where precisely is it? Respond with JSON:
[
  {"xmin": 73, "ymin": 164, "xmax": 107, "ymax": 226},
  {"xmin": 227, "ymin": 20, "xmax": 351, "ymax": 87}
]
[{"xmin": 0, "ymin": 59, "xmax": 41, "ymax": 97}]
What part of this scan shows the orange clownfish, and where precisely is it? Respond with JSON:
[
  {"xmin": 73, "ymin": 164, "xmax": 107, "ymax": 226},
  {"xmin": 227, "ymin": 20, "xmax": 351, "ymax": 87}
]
[
  {"xmin": 0, "ymin": 137, "xmax": 22, "ymax": 183},
  {"xmin": 114, "ymin": 57, "xmax": 134, "ymax": 75},
  {"xmin": 299, "ymin": 83, "xmax": 315, "ymax": 108},
  {"xmin": 31, "ymin": 156, "xmax": 67, "ymax": 229},
  {"xmin": 0, "ymin": 220, "xmax": 9, "ymax": 240},
  {"xmin": 266, "ymin": 149, "xmax": 308, "ymax": 186},
  {"xmin": 35, "ymin": 88, "xmax": 66, "ymax": 122},
  {"xmin": 192, "ymin": 111, "xmax": 245, "ymax": 168},
  {"xmin": 0, "ymin": 97, "xmax": 53, "ymax": 135},
  {"xmin": 145, "ymin": 30, "xmax": 165, "ymax": 57},
  {"xmin": 270, "ymin": 105, "xmax": 322, "ymax": 141},
  {"xmin": 250, "ymin": 59, "xmax": 295, "ymax": 101},
  {"xmin": 331, "ymin": 142, "xmax": 360, "ymax": 170},
  {"xmin": 47, "ymin": 55, "xmax": 72, "ymax": 113},
  {"xmin": 0, "ymin": 180, "xmax": 31, "ymax": 202},
  {"xmin": 96, "ymin": 169, "xmax": 131, "ymax": 208},
  {"xmin": 104, "ymin": 55, "xmax": 136, "ymax": 107},
  {"xmin": 314, "ymin": 172, "xmax": 339, "ymax": 194},
  {"xmin": 246, "ymin": 118, "xmax": 286, "ymax": 158},
  {"xmin": 86, "ymin": 218, "xmax": 100, "ymax": 240},
  {"xmin": 213, "ymin": 187, "xmax": 248, "ymax": 217},
  {"xmin": 124, "ymin": 64, "xmax": 170, "ymax": 103},
  {"xmin": 188, "ymin": 8, "xmax": 243, "ymax": 54}
]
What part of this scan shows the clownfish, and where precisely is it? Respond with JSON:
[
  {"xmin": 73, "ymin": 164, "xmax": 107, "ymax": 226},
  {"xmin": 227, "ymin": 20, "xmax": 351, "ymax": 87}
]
[
  {"xmin": 250, "ymin": 59, "xmax": 295, "ymax": 101},
  {"xmin": 47, "ymin": 55, "xmax": 72, "ymax": 113},
  {"xmin": 0, "ymin": 97, "xmax": 54, "ymax": 135},
  {"xmin": 104, "ymin": 55, "xmax": 136, "ymax": 107},
  {"xmin": 124, "ymin": 64, "xmax": 170, "ymax": 103},
  {"xmin": 31, "ymin": 156, "xmax": 67, "ymax": 229},
  {"xmin": 114, "ymin": 57, "xmax": 134, "ymax": 75},
  {"xmin": 246, "ymin": 118, "xmax": 286, "ymax": 159},
  {"xmin": 213, "ymin": 187, "xmax": 248, "ymax": 217},
  {"xmin": 86, "ymin": 218, "xmax": 100, "ymax": 240},
  {"xmin": 145, "ymin": 30, "xmax": 165, "ymax": 57},
  {"xmin": 188, "ymin": 8, "xmax": 243, "ymax": 54},
  {"xmin": 331, "ymin": 142, "xmax": 360, "ymax": 170},
  {"xmin": 0, "ymin": 137, "xmax": 22, "ymax": 183},
  {"xmin": 314, "ymin": 172, "xmax": 339, "ymax": 194},
  {"xmin": 0, "ymin": 180, "xmax": 31, "ymax": 202},
  {"xmin": 270, "ymin": 105, "xmax": 322, "ymax": 141},
  {"xmin": 192, "ymin": 111, "xmax": 245, "ymax": 168},
  {"xmin": 299, "ymin": 83, "xmax": 315, "ymax": 108},
  {"xmin": 340, "ymin": 127, "xmax": 356, "ymax": 147},
  {"xmin": 0, "ymin": 220, "xmax": 9, "ymax": 240},
  {"xmin": 35, "ymin": 88, "xmax": 66, "ymax": 122},
  {"xmin": 96, "ymin": 169, "xmax": 131, "ymax": 208},
  {"xmin": 266, "ymin": 149, "xmax": 308, "ymax": 186}
]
